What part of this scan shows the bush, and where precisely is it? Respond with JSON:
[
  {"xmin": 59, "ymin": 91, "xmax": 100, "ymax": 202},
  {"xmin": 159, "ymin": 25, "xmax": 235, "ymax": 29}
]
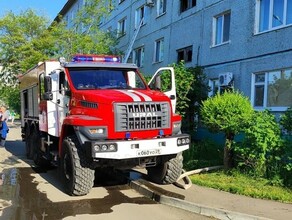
[
  {"xmin": 234, "ymin": 110, "xmax": 283, "ymax": 179},
  {"xmin": 280, "ymin": 107, "xmax": 292, "ymax": 134}
]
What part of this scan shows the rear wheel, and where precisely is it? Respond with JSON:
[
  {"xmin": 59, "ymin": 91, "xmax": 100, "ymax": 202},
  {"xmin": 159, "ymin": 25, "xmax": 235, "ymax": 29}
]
[
  {"xmin": 32, "ymin": 130, "xmax": 50, "ymax": 168},
  {"xmin": 147, "ymin": 153, "xmax": 183, "ymax": 184},
  {"xmin": 60, "ymin": 136, "xmax": 94, "ymax": 196},
  {"xmin": 25, "ymin": 127, "xmax": 33, "ymax": 159}
]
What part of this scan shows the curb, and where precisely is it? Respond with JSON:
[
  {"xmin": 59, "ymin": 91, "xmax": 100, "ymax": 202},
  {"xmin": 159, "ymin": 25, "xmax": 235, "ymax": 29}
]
[{"xmin": 129, "ymin": 180, "xmax": 272, "ymax": 220}]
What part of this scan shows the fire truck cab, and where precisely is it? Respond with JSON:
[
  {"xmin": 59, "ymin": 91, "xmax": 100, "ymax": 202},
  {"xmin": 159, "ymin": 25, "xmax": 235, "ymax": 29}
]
[{"xmin": 19, "ymin": 55, "xmax": 190, "ymax": 196}]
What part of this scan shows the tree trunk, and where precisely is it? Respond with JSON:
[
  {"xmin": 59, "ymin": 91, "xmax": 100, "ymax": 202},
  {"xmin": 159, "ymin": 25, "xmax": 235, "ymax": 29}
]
[{"xmin": 224, "ymin": 133, "xmax": 235, "ymax": 170}]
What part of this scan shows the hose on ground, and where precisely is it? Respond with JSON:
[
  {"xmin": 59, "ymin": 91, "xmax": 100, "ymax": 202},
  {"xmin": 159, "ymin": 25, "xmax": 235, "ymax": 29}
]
[{"xmin": 174, "ymin": 165, "xmax": 224, "ymax": 190}]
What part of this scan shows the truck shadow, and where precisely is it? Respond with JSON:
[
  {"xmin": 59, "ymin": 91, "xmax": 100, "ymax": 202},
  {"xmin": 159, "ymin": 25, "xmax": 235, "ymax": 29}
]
[{"xmin": 3, "ymin": 137, "xmax": 154, "ymax": 197}]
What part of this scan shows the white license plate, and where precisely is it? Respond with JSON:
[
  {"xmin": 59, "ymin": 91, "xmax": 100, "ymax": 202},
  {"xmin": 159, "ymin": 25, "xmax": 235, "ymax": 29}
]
[{"xmin": 137, "ymin": 149, "xmax": 161, "ymax": 157}]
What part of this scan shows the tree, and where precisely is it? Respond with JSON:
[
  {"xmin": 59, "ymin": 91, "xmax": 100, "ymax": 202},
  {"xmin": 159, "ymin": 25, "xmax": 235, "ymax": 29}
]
[
  {"xmin": 0, "ymin": 3, "xmax": 119, "ymax": 110},
  {"xmin": 0, "ymin": 9, "xmax": 54, "ymax": 84},
  {"xmin": 183, "ymin": 66, "xmax": 209, "ymax": 133},
  {"xmin": 170, "ymin": 61, "xmax": 196, "ymax": 118},
  {"xmin": 201, "ymin": 91, "xmax": 254, "ymax": 169},
  {"xmin": 0, "ymin": 86, "xmax": 20, "ymax": 113},
  {"xmin": 52, "ymin": 0, "xmax": 119, "ymax": 60},
  {"xmin": 0, "ymin": 3, "xmax": 119, "ymax": 85}
]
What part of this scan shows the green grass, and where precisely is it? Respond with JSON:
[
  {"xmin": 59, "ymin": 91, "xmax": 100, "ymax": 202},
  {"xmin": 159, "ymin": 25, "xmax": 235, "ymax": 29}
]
[{"xmin": 190, "ymin": 170, "xmax": 292, "ymax": 203}]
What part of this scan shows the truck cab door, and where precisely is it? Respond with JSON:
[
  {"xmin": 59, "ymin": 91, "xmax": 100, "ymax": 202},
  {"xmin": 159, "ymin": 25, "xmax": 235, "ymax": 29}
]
[
  {"xmin": 148, "ymin": 67, "xmax": 177, "ymax": 113},
  {"xmin": 56, "ymin": 71, "xmax": 70, "ymax": 135},
  {"xmin": 45, "ymin": 70, "xmax": 69, "ymax": 137}
]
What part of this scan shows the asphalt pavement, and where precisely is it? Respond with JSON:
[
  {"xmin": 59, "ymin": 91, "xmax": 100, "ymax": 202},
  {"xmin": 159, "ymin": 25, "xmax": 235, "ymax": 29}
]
[{"xmin": 3, "ymin": 122, "xmax": 292, "ymax": 220}]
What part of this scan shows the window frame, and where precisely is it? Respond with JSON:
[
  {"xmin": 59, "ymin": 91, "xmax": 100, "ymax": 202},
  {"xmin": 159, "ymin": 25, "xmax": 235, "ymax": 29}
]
[
  {"xmin": 251, "ymin": 68, "xmax": 292, "ymax": 111},
  {"xmin": 208, "ymin": 79, "xmax": 219, "ymax": 97},
  {"xmin": 157, "ymin": 0, "xmax": 167, "ymax": 17},
  {"xmin": 154, "ymin": 38, "xmax": 164, "ymax": 63},
  {"xmin": 135, "ymin": 5, "xmax": 146, "ymax": 28},
  {"xmin": 180, "ymin": 0, "xmax": 197, "ymax": 13},
  {"xmin": 176, "ymin": 46, "xmax": 193, "ymax": 63},
  {"xmin": 133, "ymin": 46, "xmax": 145, "ymax": 67},
  {"xmin": 255, "ymin": 0, "xmax": 292, "ymax": 33},
  {"xmin": 117, "ymin": 17, "xmax": 127, "ymax": 37},
  {"xmin": 213, "ymin": 11, "xmax": 231, "ymax": 46}
]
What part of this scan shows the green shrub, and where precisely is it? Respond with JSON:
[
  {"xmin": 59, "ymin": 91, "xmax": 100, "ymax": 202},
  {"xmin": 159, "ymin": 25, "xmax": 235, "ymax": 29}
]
[
  {"xmin": 234, "ymin": 110, "xmax": 283, "ymax": 178},
  {"xmin": 280, "ymin": 107, "xmax": 292, "ymax": 134}
]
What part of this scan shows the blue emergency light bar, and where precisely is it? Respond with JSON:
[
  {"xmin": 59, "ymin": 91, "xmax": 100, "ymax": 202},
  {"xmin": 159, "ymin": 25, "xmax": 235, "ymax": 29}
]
[{"xmin": 72, "ymin": 54, "xmax": 121, "ymax": 63}]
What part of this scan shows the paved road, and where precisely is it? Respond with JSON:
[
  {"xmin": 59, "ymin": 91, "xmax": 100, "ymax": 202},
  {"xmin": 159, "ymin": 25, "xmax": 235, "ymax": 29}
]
[{"xmin": 0, "ymin": 123, "xmax": 212, "ymax": 220}]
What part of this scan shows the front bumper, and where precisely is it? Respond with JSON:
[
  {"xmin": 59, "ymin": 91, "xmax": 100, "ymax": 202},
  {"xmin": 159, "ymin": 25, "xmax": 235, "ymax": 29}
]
[{"xmin": 84, "ymin": 134, "xmax": 190, "ymax": 160}]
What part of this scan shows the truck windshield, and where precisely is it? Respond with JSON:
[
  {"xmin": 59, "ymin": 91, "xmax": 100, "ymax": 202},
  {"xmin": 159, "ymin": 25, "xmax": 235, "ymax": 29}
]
[{"xmin": 68, "ymin": 68, "xmax": 147, "ymax": 90}]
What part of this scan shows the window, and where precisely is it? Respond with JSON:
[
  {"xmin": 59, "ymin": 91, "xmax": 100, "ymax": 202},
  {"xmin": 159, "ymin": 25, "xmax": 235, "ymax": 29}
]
[
  {"xmin": 39, "ymin": 73, "xmax": 45, "ymax": 100},
  {"xmin": 208, "ymin": 79, "xmax": 219, "ymax": 97},
  {"xmin": 117, "ymin": 17, "xmax": 126, "ymax": 37},
  {"xmin": 68, "ymin": 68, "xmax": 146, "ymax": 90},
  {"xmin": 154, "ymin": 38, "xmax": 164, "ymax": 62},
  {"xmin": 257, "ymin": 0, "xmax": 292, "ymax": 32},
  {"xmin": 180, "ymin": 0, "xmax": 196, "ymax": 12},
  {"xmin": 252, "ymin": 68, "xmax": 292, "ymax": 110},
  {"xmin": 157, "ymin": 0, "xmax": 166, "ymax": 16},
  {"xmin": 213, "ymin": 11, "xmax": 231, "ymax": 46},
  {"xmin": 177, "ymin": 46, "xmax": 193, "ymax": 63},
  {"xmin": 135, "ymin": 5, "xmax": 146, "ymax": 28},
  {"xmin": 134, "ymin": 47, "xmax": 145, "ymax": 67}
]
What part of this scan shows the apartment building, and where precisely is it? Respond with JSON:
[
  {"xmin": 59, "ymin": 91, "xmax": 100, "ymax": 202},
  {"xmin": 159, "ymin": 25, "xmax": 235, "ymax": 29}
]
[{"xmin": 57, "ymin": 0, "xmax": 292, "ymax": 114}]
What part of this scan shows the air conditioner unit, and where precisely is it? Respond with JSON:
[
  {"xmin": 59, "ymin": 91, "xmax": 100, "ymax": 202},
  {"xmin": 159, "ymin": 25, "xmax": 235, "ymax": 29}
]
[
  {"xmin": 219, "ymin": 72, "xmax": 233, "ymax": 86},
  {"xmin": 145, "ymin": 0, "xmax": 155, "ymax": 7}
]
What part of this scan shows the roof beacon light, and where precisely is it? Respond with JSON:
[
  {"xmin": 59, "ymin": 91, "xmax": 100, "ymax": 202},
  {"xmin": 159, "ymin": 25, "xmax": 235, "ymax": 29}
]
[{"xmin": 72, "ymin": 54, "xmax": 120, "ymax": 63}]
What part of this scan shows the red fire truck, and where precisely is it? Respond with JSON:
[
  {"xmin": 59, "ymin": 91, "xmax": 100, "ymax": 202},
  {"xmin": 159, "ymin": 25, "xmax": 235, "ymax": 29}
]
[{"xmin": 19, "ymin": 54, "xmax": 190, "ymax": 196}]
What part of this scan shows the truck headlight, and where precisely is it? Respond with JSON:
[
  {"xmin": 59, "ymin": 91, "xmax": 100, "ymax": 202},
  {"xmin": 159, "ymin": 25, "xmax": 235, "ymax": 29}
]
[
  {"xmin": 177, "ymin": 136, "xmax": 190, "ymax": 146},
  {"xmin": 172, "ymin": 122, "xmax": 181, "ymax": 135},
  {"xmin": 79, "ymin": 126, "xmax": 108, "ymax": 139},
  {"xmin": 92, "ymin": 142, "xmax": 117, "ymax": 153}
]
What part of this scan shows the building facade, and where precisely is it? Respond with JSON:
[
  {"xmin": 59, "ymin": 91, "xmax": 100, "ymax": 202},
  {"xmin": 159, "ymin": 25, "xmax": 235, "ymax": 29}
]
[{"xmin": 57, "ymin": 0, "xmax": 292, "ymax": 114}]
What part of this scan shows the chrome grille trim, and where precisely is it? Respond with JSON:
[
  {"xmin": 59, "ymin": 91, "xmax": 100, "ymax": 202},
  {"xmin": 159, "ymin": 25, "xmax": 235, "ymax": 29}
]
[{"xmin": 114, "ymin": 102, "xmax": 170, "ymax": 131}]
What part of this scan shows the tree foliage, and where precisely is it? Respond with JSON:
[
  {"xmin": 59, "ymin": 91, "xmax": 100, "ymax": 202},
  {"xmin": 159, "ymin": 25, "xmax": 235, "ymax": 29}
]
[
  {"xmin": 0, "ymin": 2, "xmax": 119, "ymax": 85},
  {"xmin": 234, "ymin": 110, "xmax": 282, "ymax": 177},
  {"xmin": 171, "ymin": 61, "xmax": 196, "ymax": 118},
  {"xmin": 0, "ymin": 86, "xmax": 20, "ymax": 113},
  {"xmin": 201, "ymin": 91, "xmax": 254, "ymax": 169},
  {"xmin": 280, "ymin": 107, "xmax": 292, "ymax": 134},
  {"xmin": 0, "ymin": 10, "xmax": 53, "ymax": 84},
  {"xmin": 0, "ymin": 1, "xmax": 119, "ymax": 111}
]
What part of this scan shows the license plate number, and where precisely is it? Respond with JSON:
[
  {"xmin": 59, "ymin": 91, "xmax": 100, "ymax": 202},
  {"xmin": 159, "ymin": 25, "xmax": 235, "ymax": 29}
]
[{"xmin": 137, "ymin": 149, "xmax": 161, "ymax": 156}]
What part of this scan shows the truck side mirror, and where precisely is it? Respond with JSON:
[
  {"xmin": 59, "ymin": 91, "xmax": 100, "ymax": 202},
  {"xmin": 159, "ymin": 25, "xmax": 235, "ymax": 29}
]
[{"xmin": 43, "ymin": 76, "xmax": 53, "ymax": 100}]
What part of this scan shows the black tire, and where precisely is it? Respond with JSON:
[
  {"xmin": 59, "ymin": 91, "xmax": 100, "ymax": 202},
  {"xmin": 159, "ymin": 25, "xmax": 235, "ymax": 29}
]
[
  {"xmin": 25, "ymin": 127, "xmax": 34, "ymax": 159},
  {"xmin": 32, "ymin": 130, "xmax": 50, "ymax": 168},
  {"xmin": 147, "ymin": 153, "xmax": 183, "ymax": 184},
  {"xmin": 60, "ymin": 136, "xmax": 94, "ymax": 196}
]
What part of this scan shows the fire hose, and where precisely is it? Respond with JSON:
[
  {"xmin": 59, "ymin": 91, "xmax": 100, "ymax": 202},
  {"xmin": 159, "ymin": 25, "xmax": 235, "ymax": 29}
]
[{"xmin": 174, "ymin": 165, "xmax": 224, "ymax": 190}]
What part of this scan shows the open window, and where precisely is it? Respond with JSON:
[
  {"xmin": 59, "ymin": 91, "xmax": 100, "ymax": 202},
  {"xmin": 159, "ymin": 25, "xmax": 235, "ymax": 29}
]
[{"xmin": 148, "ymin": 67, "xmax": 177, "ymax": 113}]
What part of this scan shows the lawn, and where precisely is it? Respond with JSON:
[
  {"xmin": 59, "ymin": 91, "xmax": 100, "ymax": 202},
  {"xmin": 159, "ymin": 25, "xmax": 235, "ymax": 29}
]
[{"xmin": 190, "ymin": 170, "xmax": 292, "ymax": 203}]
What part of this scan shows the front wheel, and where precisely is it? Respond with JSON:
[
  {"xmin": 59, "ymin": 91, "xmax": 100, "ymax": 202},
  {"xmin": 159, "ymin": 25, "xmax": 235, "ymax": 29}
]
[
  {"xmin": 147, "ymin": 153, "xmax": 183, "ymax": 184},
  {"xmin": 60, "ymin": 136, "xmax": 94, "ymax": 196}
]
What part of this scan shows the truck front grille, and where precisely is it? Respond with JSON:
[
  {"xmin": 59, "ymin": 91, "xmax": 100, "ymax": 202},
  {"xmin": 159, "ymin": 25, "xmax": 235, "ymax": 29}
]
[{"xmin": 114, "ymin": 102, "xmax": 170, "ymax": 131}]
